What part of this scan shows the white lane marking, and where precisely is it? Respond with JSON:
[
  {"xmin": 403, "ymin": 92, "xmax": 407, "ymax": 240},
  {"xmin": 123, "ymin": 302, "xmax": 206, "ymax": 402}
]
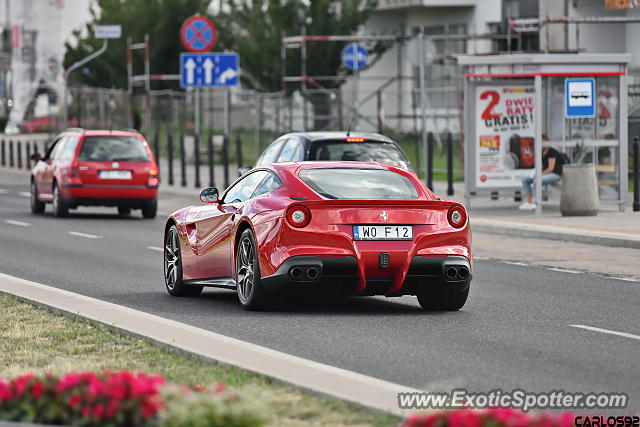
[
  {"xmin": 570, "ymin": 325, "xmax": 640, "ymax": 342},
  {"xmin": 4, "ymin": 219, "xmax": 31, "ymax": 227},
  {"xmin": 17, "ymin": 191, "xmax": 30, "ymax": 198},
  {"xmin": 503, "ymin": 260, "xmax": 529, "ymax": 266},
  {"xmin": 492, "ymin": 259, "xmax": 639, "ymax": 283},
  {"xmin": 547, "ymin": 267, "xmax": 581, "ymax": 274},
  {"xmin": 68, "ymin": 231, "xmax": 103, "ymax": 239},
  {"xmin": 0, "ymin": 189, "xmax": 9, "ymax": 194},
  {"xmin": 147, "ymin": 246, "xmax": 163, "ymax": 252}
]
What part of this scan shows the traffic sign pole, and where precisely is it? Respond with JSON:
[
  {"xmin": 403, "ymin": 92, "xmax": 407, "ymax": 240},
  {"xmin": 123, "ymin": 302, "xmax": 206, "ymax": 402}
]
[
  {"xmin": 224, "ymin": 87, "xmax": 230, "ymax": 136},
  {"xmin": 194, "ymin": 88, "xmax": 201, "ymax": 188},
  {"xmin": 341, "ymin": 43, "xmax": 368, "ymax": 132},
  {"xmin": 195, "ymin": 88, "xmax": 200, "ymax": 143},
  {"xmin": 352, "ymin": 42, "xmax": 359, "ymax": 130},
  {"xmin": 418, "ymin": 29, "xmax": 428, "ymax": 186},
  {"xmin": 302, "ymin": 25, "xmax": 307, "ymax": 131}
]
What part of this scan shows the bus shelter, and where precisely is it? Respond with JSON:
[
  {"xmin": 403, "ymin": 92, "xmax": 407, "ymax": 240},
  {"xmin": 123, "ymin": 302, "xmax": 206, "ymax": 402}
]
[{"xmin": 458, "ymin": 53, "xmax": 630, "ymax": 215}]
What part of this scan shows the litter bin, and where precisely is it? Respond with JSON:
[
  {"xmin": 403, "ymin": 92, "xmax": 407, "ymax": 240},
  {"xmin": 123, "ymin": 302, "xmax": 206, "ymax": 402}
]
[{"xmin": 560, "ymin": 164, "xmax": 599, "ymax": 216}]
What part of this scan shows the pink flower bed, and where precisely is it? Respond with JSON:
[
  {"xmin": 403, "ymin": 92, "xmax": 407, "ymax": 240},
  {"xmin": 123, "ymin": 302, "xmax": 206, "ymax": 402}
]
[
  {"xmin": 402, "ymin": 408, "xmax": 579, "ymax": 427},
  {"xmin": 0, "ymin": 370, "xmax": 195, "ymax": 426}
]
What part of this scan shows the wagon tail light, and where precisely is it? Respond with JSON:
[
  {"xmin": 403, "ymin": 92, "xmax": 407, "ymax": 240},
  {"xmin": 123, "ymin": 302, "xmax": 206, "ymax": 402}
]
[
  {"xmin": 67, "ymin": 160, "xmax": 82, "ymax": 185},
  {"xmin": 69, "ymin": 161, "xmax": 80, "ymax": 178},
  {"xmin": 147, "ymin": 167, "xmax": 159, "ymax": 187},
  {"xmin": 286, "ymin": 205, "xmax": 311, "ymax": 228},
  {"xmin": 345, "ymin": 138, "xmax": 365, "ymax": 142},
  {"xmin": 447, "ymin": 205, "xmax": 467, "ymax": 228}
]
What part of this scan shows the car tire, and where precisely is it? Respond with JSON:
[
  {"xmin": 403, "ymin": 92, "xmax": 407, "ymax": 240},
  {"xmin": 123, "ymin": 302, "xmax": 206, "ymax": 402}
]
[
  {"xmin": 142, "ymin": 199, "xmax": 157, "ymax": 219},
  {"xmin": 52, "ymin": 183, "xmax": 69, "ymax": 218},
  {"xmin": 417, "ymin": 289, "xmax": 469, "ymax": 311},
  {"xmin": 164, "ymin": 224, "xmax": 203, "ymax": 297},
  {"xmin": 30, "ymin": 180, "xmax": 45, "ymax": 214},
  {"xmin": 235, "ymin": 228, "xmax": 270, "ymax": 311},
  {"xmin": 117, "ymin": 206, "xmax": 131, "ymax": 216}
]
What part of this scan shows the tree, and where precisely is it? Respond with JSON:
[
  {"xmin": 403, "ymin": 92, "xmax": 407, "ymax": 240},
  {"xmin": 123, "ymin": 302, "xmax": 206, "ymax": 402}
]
[
  {"xmin": 216, "ymin": 0, "xmax": 388, "ymax": 128},
  {"xmin": 64, "ymin": 0, "xmax": 210, "ymax": 89}
]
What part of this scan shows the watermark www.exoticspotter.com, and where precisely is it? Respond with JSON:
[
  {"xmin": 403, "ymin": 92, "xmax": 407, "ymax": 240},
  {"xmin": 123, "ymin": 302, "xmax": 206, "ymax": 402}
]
[{"xmin": 397, "ymin": 389, "xmax": 629, "ymax": 412}]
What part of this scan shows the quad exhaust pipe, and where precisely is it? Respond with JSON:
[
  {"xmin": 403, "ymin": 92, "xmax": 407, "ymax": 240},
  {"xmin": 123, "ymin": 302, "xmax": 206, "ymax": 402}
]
[
  {"xmin": 288, "ymin": 265, "xmax": 321, "ymax": 282},
  {"xmin": 307, "ymin": 267, "xmax": 319, "ymax": 280},
  {"xmin": 289, "ymin": 267, "xmax": 303, "ymax": 280},
  {"xmin": 444, "ymin": 265, "xmax": 470, "ymax": 281}
]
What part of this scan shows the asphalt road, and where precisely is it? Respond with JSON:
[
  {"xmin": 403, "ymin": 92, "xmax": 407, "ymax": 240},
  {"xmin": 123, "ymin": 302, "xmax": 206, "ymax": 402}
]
[{"xmin": 1, "ymin": 168, "xmax": 639, "ymax": 413}]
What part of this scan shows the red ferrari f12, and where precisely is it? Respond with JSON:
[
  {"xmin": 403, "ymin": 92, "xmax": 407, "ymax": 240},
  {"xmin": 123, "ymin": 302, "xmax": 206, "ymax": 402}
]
[{"xmin": 164, "ymin": 161, "xmax": 472, "ymax": 311}]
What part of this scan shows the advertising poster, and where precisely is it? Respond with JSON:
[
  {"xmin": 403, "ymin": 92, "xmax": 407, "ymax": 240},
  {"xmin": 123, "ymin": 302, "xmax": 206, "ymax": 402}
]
[{"xmin": 475, "ymin": 85, "xmax": 536, "ymax": 188}]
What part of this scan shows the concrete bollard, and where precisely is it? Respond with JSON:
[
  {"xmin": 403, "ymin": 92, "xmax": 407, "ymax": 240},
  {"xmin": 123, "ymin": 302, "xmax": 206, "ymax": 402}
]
[{"xmin": 560, "ymin": 164, "xmax": 599, "ymax": 216}]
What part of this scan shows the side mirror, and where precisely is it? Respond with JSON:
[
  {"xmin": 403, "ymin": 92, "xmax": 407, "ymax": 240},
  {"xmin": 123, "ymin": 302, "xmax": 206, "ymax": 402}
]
[
  {"xmin": 200, "ymin": 187, "xmax": 220, "ymax": 204},
  {"xmin": 30, "ymin": 152, "xmax": 42, "ymax": 162}
]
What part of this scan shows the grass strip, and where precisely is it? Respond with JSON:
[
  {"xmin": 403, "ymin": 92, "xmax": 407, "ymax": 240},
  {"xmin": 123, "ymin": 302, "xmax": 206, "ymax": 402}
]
[{"xmin": 0, "ymin": 294, "xmax": 400, "ymax": 427}]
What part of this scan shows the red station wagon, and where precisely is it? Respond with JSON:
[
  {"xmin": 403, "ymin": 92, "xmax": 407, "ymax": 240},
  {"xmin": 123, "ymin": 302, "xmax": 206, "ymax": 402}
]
[{"xmin": 30, "ymin": 129, "xmax": 159, "ymax": 218}]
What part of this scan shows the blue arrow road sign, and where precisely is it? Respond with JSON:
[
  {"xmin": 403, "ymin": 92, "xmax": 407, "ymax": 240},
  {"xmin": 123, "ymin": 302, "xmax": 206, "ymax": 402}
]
[
  {"xmin": 565, "ymin": 78, "xmax": 595, "ymax": 118},
  {"xmin": 180, "ymin": 52, "xmax": 239, "ymax": 88},
  {"xmin": 342, "ymin": 43, "xmax": 368, "ymax": 71}
]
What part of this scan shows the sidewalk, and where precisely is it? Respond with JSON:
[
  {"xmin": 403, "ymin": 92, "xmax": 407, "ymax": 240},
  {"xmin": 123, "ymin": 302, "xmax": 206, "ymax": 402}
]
[
  {"xmin": 157, "ymin": 158, "xmax": 240, "ymax": 195},
  {"xmin": 431, "ymin": 181, "xmax": 640, "ymax": 250}
]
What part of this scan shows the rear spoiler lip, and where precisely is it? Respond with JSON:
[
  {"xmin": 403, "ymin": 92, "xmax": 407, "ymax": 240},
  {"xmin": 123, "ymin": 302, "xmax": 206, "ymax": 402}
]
[{"xmin": 290, "ymin": 199, "xmax": 462, "ymax": 209}]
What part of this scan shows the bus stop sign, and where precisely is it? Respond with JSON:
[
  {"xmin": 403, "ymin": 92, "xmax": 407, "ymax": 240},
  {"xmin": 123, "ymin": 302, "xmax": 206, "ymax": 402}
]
[{"xmin": 565, "ymin": 78, "xmax": 595, "ymax": 118}]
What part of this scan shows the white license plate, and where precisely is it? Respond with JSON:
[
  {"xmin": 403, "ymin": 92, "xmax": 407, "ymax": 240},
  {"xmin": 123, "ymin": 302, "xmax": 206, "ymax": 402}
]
[
  {"xmin": 99, "ymin": 170, "xmax": 132, "ymax": 180},
  {"xmin": 353, "ymin": 225, "xmax": 413, "ymax": 241}
]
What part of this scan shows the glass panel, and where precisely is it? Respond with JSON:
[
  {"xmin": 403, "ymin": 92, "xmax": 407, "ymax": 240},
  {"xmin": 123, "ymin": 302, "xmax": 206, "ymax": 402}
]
[
  {"xmin": 78, "ymin": 136, "xmax": 149, "ymax": 162},
  {"xmin": 223, "ymin": 170, "xmax": 269, "ymax": 204},
  {"xmin": 299, "ymin": 168, "xmax": 418, "ymax": 200},
  {"xmin": 252, "ymin": 172, "xmax": 282, "ymax": 198},
  {"xmin": 276, "ymin": 138, "xmax": 298, "ymax": 162},
  {"xmin": 308, "ymin": 140, "xmax": 411, "ymax": 170},
  {"xmin": 542, "ymin": 76, "xmax": 621, "ymax": 202}
]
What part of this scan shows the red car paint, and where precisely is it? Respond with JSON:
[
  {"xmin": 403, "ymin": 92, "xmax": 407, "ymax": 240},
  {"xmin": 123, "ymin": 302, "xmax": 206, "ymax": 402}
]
[
  {"xmin": 30, "ymin": 130, "xmax": 158, "ymax": 212},
  {"xmin": 166, "ymin": 161, "xmax": 472, "ymax": 298}
]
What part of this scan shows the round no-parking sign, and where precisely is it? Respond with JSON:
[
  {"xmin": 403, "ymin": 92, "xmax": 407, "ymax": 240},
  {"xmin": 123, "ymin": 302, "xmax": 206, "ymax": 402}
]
[{"xmin": 180, "ymin": 15, "xmax": 217, "ymax": 53}]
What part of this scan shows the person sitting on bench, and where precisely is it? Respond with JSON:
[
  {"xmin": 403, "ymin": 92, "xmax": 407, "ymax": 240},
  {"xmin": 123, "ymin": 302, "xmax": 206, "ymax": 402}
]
[{"xmin": 519, "ymin": 143, "xmax": 564, "ymax": 211}]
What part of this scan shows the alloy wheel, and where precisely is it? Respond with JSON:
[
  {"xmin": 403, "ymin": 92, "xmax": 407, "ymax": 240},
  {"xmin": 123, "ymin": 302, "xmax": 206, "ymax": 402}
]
[
  {"xmin": 236, "ymin": 236, "xmax": 255, "ymax": 303},
  {"xmin": 52, "ymin": 186, "xmax": 59, "ymax": 212},
  {"xmin": 164, "ymin": 228, "xmax": 180, "ymax": 290}
]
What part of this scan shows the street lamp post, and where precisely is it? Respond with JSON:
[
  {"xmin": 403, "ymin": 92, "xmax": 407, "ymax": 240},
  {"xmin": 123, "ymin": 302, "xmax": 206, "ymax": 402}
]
[
  {"xmin": 63, "ymin": 39, "xmax": 109, "ymax": 129},
  {"xmin": 63, "ymin": 25, "xmax": 121, "ymax": 129}
]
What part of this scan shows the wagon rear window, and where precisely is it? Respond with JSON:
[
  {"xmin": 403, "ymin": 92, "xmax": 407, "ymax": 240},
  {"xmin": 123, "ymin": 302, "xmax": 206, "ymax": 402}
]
[
  {"xmin": 78, "ymin": 136, "xmax": 150, "ymax": 162},
  {"xmin": 298, "ymin": 168, "xmax": 418, "ymax": 200}
]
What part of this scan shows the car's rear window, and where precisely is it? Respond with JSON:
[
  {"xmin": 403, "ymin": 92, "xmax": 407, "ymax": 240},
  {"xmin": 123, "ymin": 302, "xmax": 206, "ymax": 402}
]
[
  {"xmin": 78, "ymin": 136, "xmax": 150, "ymax": 162},
  {"xmin": 298, "ymin": 167, "xmax": 419, "ymax": 200},
  {"xmin": 307, "ymin": 140, "xmax": 411, "ymax": 170}
]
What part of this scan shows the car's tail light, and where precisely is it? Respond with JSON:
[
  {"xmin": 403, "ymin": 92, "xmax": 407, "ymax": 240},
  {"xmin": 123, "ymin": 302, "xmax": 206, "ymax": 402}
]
[
  {"xmin": 69, "ymin": 161, "xmax": 80, "ymax": 178},
  {"xmin": 447, "ymin": 205, "xmax": 467, "ymax": 228},
  {"xmin": 147, "ymin": 167, "xmax": 159, "ymax": 186},
  {"xmin": 286, "ymin": 205, "xmax": 311, "ymax": 228},
  {"xmin": 345, "ymin": 138, "xmax": 365, "ymax": 142}
]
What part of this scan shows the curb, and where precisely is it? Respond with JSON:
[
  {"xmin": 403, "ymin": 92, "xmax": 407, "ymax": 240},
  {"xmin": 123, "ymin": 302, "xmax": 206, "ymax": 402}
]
[
  {"xmin": 0, "ymin": 272, "xmax": 416, "ymax": 418},
  {"xmin": 472, "ymin": 218, "xmax": 640, "ymax": 250}
]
